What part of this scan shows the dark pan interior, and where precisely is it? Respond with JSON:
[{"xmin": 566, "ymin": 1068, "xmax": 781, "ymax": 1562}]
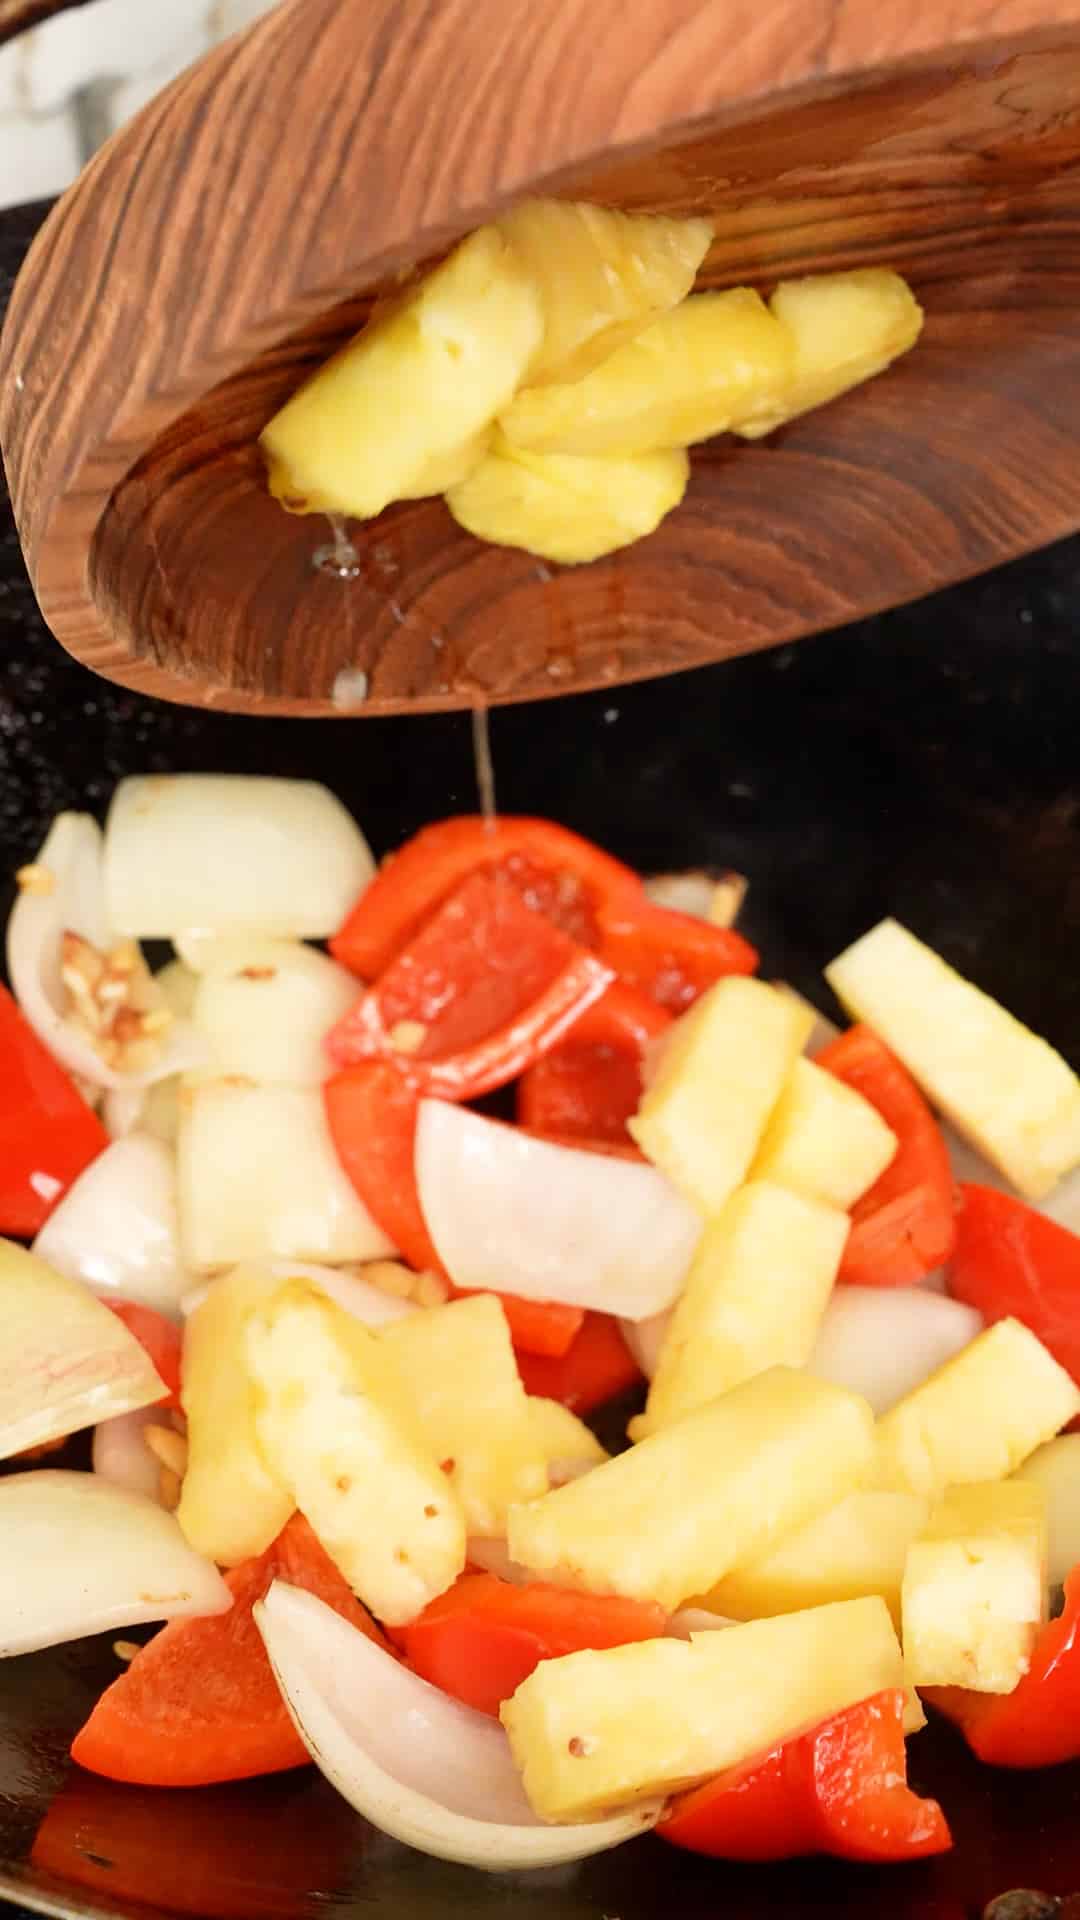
[{"xmin": 2, "ymin": 196, "xmax": 1080, "ymax": 1920}]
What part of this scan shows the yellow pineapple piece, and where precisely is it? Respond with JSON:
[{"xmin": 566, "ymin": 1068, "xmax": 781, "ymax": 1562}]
[
  {"xmin": 380, "ymin": 1294, "xmax": 547, "ymax": 1534},
  {"xmin": 876, "ymin": 1317, "xmax": 1080, "ymax": 1500},
  {"xmin": 499, "ymin": 289, "xmax": 794, "ymax": 456},
  {"xmin": 1013, "ymin": 1433, "xmax": 1080, "ymax": 1586},
  {"xmin": 498, "ymin": 198, "xmax": 712, "ymax": 385},
  {"xmin": 501, "ymin": 1595, "xmax": 903, "ymax": 1821},
  {"xmin": 396, "ymin": 429, "xmax": 491, "ymax": 499},
  {"xmin": 738, "ymin": 269, "xmax": 923, "ymax": 439},
  {"xmin": 749, "ymin": 1056, "xmax": 898, "ymax": 1210},
  {"xmin": 247, "ymin": 1283, "xmax": 465, "ymax": 1624},
  {"xmin": 701, "ymin": 1490, "xmax": 928, "ymax": 1630},
  {"xmin": 629, "ymin": 977, "xmax": 813, "ymax": 1214},
  {"xmin": 528, "ymin": 1396, "xmax": 609, "ymax": 1485},
  {"xmin": 902, "ymin": 1481, "xmax": 1047, "ymax": 1693},
  {"xmin": 178, "ymin": 1264, "xmax": 294, "ymax": 1566},
  {"xmin": 630, "ymin": 1181, "xmax": 847, "ymax": 1438},
  {"xmin": 826, "ymin": 917, "xmax": 1080, "ymax": 1200},
  {"xmin": 445, "ymin": 436, "xmax": 688, "ymax": 565},
  {"xmin": 507, "ymin": 1366, "xmax": 874, "ymax": 1611},
  {"xmin": 261, "ymin": 227, "xmax": 543, "ymax": 520}
]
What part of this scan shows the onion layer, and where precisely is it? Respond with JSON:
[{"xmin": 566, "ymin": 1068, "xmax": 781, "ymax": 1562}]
[
  {"xmin": 256, "ymin": 1581, "xmax": 659, "ymax": 1868},
  {"xmin": 103, "ymin": 776, "xmax": 374, "ymax": 940},
  {"xmin": 0, "ymin": 1471, "xmax": 229, "ymax": 1654},
  {"xmin": 92, "ymin": 1407, "xmax": 168, "ymax": 1503},
  {"xmin": 416, "ymin": 1102, "xmax": 700, "ymax": 1320},
  {"xmin": 190, "ymin": 940, "xmax": 360, "ymax": 1086},
  {"xmin": 809, "ymin": 1284, "xmax": 983, "ymax": 1416},
  {"xmin": 33, "ymin": 1134, "xmax": 186, "ymax": 1316}
]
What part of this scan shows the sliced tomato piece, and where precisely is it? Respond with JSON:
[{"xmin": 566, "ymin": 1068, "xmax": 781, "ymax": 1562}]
[
  {"xmin": 330, "ymin": 816, "xmax": 641, "ymax": 980},
  {"xmin": 517, "ymin": 982, "xmax": 671, "ymax": 1145},
  {"xmin": 594, "ymin": 898, "xmax": 757, "ymax": 1013},
  {"xmin": 816, "ymin": 1024, "xmax": 956, "ymax": 1285},
  {"xmin": 660, "ymin": 1690, "xmax": 950, "ymax": 1863},
  {"xmin": 515, "ymin": 1310, "xmax": 642, "ymax": 1413},
  {"xmin": 70, "ymin": 1515, "xmax": 390, "ymax": 1787},
  {"xmin": 106, "ymin": 1300, "xmax": 182, "ymax": 1409},
  {"xmin": 403, "ymin": 1572, "xmax": 666, "ymax": 1716},
  {"xmin": 0, "ymin": 983, "xmax": 108, "ymax": 1237},
  {"xmin": 950, "ymin": 1183, "xmax": 1080, "ymax": 1383}
]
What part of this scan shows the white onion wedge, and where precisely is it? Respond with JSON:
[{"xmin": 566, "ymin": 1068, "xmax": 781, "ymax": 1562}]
[
  {"xmin": 0, "ymin": 1471, "xmax": 229, "ymax": 1654},
  {"xmin": 92, "ymin": 1407, "xmax": 167, "ymax": 1502},
  {"xmin": 104, "ymin": 776, "xmax": 374, "ymax": 940},
  {"xmin": 33, "ymin": 1135, "xmax": 186, "ymax": 1316},
  {"xmin": 103, "ymin": 1083, "xmax": 146, "ymax": 1138},
  {"xmin": 619, "ymin": 1308, "xmax": 672, "ymax": 1379},
  {"xmin": 177, "ymin": 1081, "xmax": 395, "ymax": 1271},
  {"xmin": 809, "ymin": 1284, "xmax": 983, "ymax": 1416},
  {"xmin": 255, "ymin": 1582, "xmax": 659, "ymax": 1868},
  {"xmin": 0, "ymin": 1239, "xmax": 167, "ymax": 1460},
  {"xmin": 190, "ymin": 940, "xmax": 359, "ymax": 1086},
  {"xmin": 416, "ymin": 1103, "xmax": 700, "ymax": 1320},
  {"xmin": 7, "ymin": 812, "xmax": 206, "ymax": 1090}
]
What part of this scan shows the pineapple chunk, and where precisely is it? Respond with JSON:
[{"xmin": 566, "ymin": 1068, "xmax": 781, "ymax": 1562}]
[
  {"xmin": 501, "ymin": 1595, "xmax": 903, "ymax": 1821},
  {"xmin": 1012, "ymin": 1433, "xmax": 1080, "ymax": 1587},
  {"xmin": 380, "ymin": 1295, "xmax": 547, "ymax": 1533},
  {"xmin": 498, "ymin": 198, "xmax": 712, "ymax": 385},
  {"xmin": 902, "ymin": 1481, "xmax": 1047, "ymax": 1693},
  {"xmin": 247, "ymin": 1283, "xmax": 465, "ymax": 1624},
  {"xmin": 178, "ymin": 1264, "xmax": 294, "ymax": 1566},
  {"xmin": 630, "ymin": 1181, "xmax": 847, "ymax": 1438},
  {"xmin": 701, "ymin": 1490, "xmax": 929, "ymax": 1630},
  {"xmin": 445, "ymin": 436, "xmax": 688, "ymax": 565},
  {"xmin": 499, "ymin": 289, "xmax": 794, "ymax": 456},
  {"xmin": 396, "ymin": 429, "xmax": 491, "ymax": 500},
  {"xmin": 876, "ymin": 1317, "xmax": 1080, "ymax": 1500},
  {"xmin": 629, "ymin": 977, "xmax": 813, "ymax": 1215},
  {"xmin": 749, "ymin": 1057, "xmax": 898, "ymax": 1210},
  {"xmin": 529, "ymin": 1396, "xmax": 609, "ymax": 1485},
  {"xmin": 737, "ymin": 269, "xmax": 923, "ymax": 439},
  {"xmin": 508, "ymin": 1367, "xmax": 874, "ymax": 1611},
  {"xmin": 826, "ymin": 918, "xmax": 1080, "ymax": 1200},
  {"xmin": 261, "ymin": 227, "xmax": 543, "ymax": 520}
]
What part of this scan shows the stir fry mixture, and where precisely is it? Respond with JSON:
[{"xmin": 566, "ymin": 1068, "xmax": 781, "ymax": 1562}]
[{"xmin": 3, "ymin": 774, "xmax": 1080, "ymax": 1874}]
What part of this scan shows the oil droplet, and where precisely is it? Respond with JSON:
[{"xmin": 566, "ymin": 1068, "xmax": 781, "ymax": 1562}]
[
  {"xmin": 546, "ymin": 656, "xmax": 573, "ymax": 680},
  {"xmin": 332, "ymin": 667, "xmax": 369, "ymax": 708},
  {"xmin": 471, "ymin": 702, "xmax": 497, "ymax": 834},
  {"xmin": 313, "ymin": 513, "xmax": 361, "ymax": 579}
]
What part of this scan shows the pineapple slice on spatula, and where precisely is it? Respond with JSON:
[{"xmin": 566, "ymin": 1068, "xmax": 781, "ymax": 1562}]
[{"xmin": 445, "ymin": 432, "xmax": 689, "ymax": 564}]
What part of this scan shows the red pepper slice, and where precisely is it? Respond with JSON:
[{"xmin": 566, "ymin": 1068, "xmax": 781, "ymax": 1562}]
[
  {"xmin": 323, "ymin": 1064, "xmax": 583, "ymax": 1358},
  {"xmin": 70, "ymin": 1514, "xmax": 391, "ymax": 1787},
  {"xmin": 517, "ymin": 982, "xmax": 671, "ymax": 1144},
  {"xmin": 402, "ymin": 1572, "xmax": 667, "ymax": 1717},
  {"xmin": 330, "ymin": 816, "xmax": 641, "ymax": 980},
  {"xmin": 0, "ymin": 983, "xmax": 109, "ymax": 1237},
  {"xmin": 926, "ymin": 1566, "xmax": 1080, "ymax": 1768},
  {"xmin": 106, "ymin": 1301, "xmax": 182, "ymax": 1409},
  {"xmin": 515, "ymin": 1310, "xmax": 642, "ymax": 1414},
  {"xmin": 949, "ymin": 1183, "xmax": 1080, "ymax": 1383},
  {"xmin": 594, "ymin": 897, "xmax": 757, "ymax": 1014},
  {"xmin": 659, "ymin": 1689, "xmax": 951, "ymax": 1863},
  {"xmin": 816, "ymin": 1025, "xmax": 956, "ymax": 1285},
  {"xmin": 327, "ymin": 867, "xmax": 613, "ymax": 1100}
]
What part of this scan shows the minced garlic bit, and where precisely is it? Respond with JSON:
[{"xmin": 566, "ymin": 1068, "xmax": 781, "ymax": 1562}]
[
  {"xmin": 60, "ymin": 929, "xmax": 174, "ymax": 1073},
  {"xmin": 113, "ymin": 1639, "xmax": 140, "ymax": 1663},
  {"xmin": 709, "ymin": 871, "xmax": 749, "ymax": 929},
  {"xmin": 363, "ymin": 1259, "xmax": 449, "ymax": 1309},
  {"xmin": 15, "ymin": 862, "xmax": 55, "ymax": 895},
  {"xmin": 388, "ymin": 1018, "xmax": 427, "ymax": 1055},
  {"xmin": 158, "ymin": 1467, "xmax": 182, "ymax": 1511},
  {"xmin": 144, "ymin": 1424, "xmax": 188, "ymax": 1477}
]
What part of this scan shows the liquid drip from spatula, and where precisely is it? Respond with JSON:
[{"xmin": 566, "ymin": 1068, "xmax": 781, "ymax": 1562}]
[
  {"xmin": 472, "ymin": 703, "xmax": 497, "ymax": 836},
  {"xmin": 313, "ymin": 513, "xmax": 361, "ymax": 579}
]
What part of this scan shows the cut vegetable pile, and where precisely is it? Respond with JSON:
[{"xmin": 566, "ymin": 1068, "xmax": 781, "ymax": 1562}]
[
  {"xmin": 4, "ymin": 774, "xmax": 1080, "ymax": 1875},
  {"xmin": 261, "ymin": 198, "xmax": 923, "ymax": 564}
]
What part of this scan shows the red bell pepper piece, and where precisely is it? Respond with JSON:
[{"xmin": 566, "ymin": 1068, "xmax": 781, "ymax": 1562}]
[
  {"xmin": 402, "ymin": 1572, "xmax": 667, "ymax": 1717},
  {"xmin": 106, "ymin": 1300, "xmax": 182, "ymax": 1410},
  {"xmin": 328, "ymin": 867, "xmax": 613, "ymax": 1100},
  {"xmin": 594, "ymin": 897, "xmax": 757, "ymax": 1014},
  {"xmin": 70, "ymin": 1515, "xmax": 391, "ymax": 1787},
  {"xmin": 330, "ymin": 815, "xmax": 642, "ymax": 980},
  {"xmin": 515, "ymin": 1310, "xmax": 642, "ymax": 1413},
  {"xmin": 659, "ymin": 1689, "xmax": 951, "ymax": 1863},
  {"xmin": 0, "ymin": 983, "xmax": 108, "ymax": 1237},
  {"xmin": 816, "ymin": 1025, "xmax": 956, "ymax": 1285},
  {"xmin": 926, "ymin": 1566, "xmax": 1080, "ymax": 1768},
  {"xmin": 949, "ymin": 1183, "xmax": 1080, "ymax": 1383},
  {"xmin": 517, "ymin": 982, "xmax": 671, "ymax": 1144},
  {"xmin": 323, "ymin": 1064, "xmax": 583, "ymax": 1357}
]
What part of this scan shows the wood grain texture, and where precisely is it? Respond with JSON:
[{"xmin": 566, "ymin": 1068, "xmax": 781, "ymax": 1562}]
[
  {"xmin": 0, "ymin": 0, "xmax": 93, "ymax": 39},
  {"xmin": 5, "ymin": 0, "xmax": 1080, "ymax": 713}
]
